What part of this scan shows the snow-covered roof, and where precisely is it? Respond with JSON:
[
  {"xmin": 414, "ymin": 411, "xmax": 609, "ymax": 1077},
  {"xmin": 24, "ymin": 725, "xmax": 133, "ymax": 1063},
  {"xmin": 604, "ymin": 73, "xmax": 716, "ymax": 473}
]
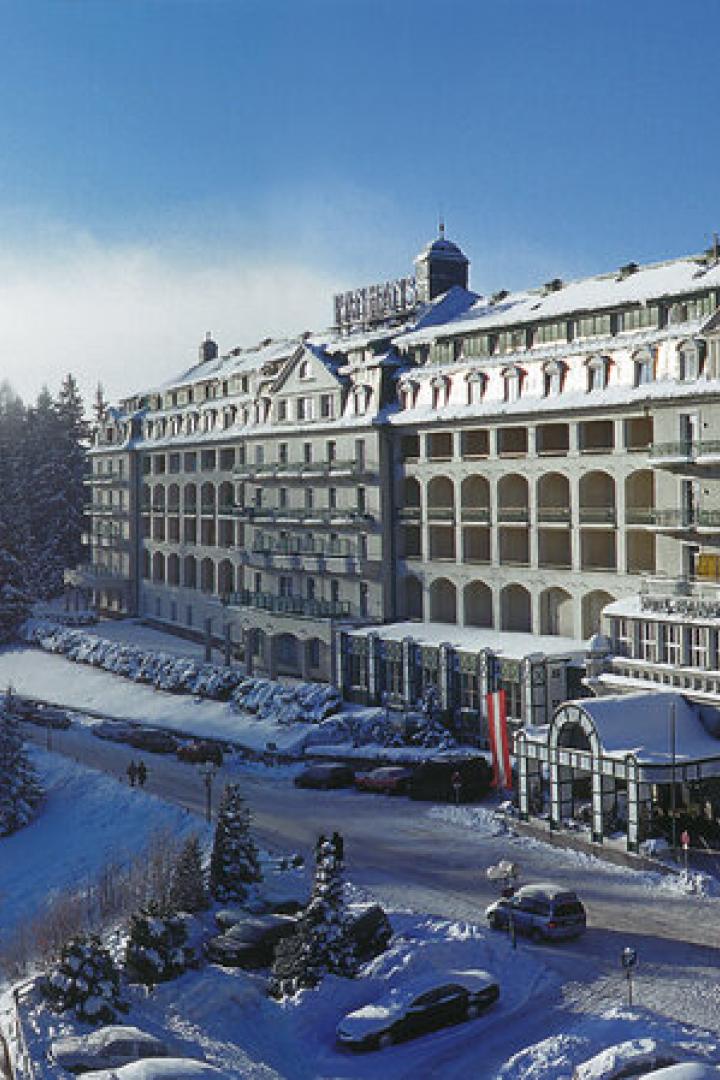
[
  {"xmin": 526, "ymin": 691, "xmax": 720, "ymax": 766},
  {"xmin": 350, "ymin": 621, "xmax": 588, "ymax": 661},
  {"xmin": 397, "ymin": 255, "xmax": 720, "ymax": 347}
]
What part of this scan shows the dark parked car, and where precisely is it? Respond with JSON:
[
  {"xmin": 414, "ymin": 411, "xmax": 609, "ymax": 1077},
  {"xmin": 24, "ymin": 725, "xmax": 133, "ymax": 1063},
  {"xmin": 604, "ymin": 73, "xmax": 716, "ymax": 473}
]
[
  {"xmin": 205, "ymin": 913, "xmax": 298, "ymax": 968},
  {"xmin": 91, "ymin": 721, "xmax": 138, "ymax": 744},
  {"xmin": 177, "ymin": 740, "xmax": 224, "ymax": 766},
  {"xmin": 336, "ymin": 971, "xmax": 499, "ymax": 1050},
  {"xmin": 294, "ymin": 763, "xmax": 355, "ymax": 790},
  {"xmin": 354, "ymin": 766, "xmax": 414, "ymax": 796},
  {"xmin": 410, "ymin": 757, "xmax": 492, "ymax": 803},
  {"xmin": 25, "ymin": 704, "xmax": 72, "ymax": 729},
  {"xmin": 486, "ymin": 882, "xmax": 587, "ymax": 942},
  {"xmin": 126, "ymin": 728, "xmax": 178, "ymax": 754}
]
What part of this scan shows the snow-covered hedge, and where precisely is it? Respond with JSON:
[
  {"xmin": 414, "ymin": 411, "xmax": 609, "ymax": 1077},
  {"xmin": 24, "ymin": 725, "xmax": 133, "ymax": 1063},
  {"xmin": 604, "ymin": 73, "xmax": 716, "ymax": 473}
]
[{"xmin": 21, "ymin": 621, "xmax": 342, "ymax": 723}]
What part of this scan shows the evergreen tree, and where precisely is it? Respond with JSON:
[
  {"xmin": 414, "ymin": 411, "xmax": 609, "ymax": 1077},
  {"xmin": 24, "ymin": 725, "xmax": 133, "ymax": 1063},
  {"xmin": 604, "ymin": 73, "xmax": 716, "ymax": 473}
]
[
  {"xmin": 0, "ymin": 695, "xmax": 43, "ymax": 835},
  {"xmin": 169, "ymin": 833, "xmax": 209, "ymax": 914},
  {"xmin": 269, "ymin": 834, "xmax": 357, "ymax": 998},
  {"xmin": 0, "ymin": 550, "xmax": 31, "ymax": 644},
  {"xmin": 125, "ymin": 902, "xmax": 190, "ymax": 986},
  {"xmin": 209, "ymin": 784, "xmax": 262, "ymax": 901},
  {"xmin": 42, "ymin": 934, "xmax": 126, "ymax": 1023}
]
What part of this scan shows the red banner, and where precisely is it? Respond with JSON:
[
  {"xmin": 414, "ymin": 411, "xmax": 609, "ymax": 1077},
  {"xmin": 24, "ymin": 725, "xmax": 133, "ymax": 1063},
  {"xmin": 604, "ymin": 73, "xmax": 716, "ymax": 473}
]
[{"xmin": 487, "ymin": 689, "xmax": 512, "ymax": 790}]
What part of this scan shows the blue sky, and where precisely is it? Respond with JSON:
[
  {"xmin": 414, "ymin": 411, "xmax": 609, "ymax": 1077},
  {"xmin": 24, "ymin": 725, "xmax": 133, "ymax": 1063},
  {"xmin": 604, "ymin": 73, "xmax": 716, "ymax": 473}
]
[{"xmin": 0, "ymin": 0, "xmax": 718, "ymax": 402}]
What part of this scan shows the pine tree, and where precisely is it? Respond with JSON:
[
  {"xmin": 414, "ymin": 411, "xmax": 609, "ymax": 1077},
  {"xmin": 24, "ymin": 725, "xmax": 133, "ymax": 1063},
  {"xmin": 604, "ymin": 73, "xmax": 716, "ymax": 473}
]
[
  {"xmin": 169, "ymin": 833, "xmax": 209, "ymax": 914},
  {"xmin": 0, "ymin": 696, "xmax": 43, "ymax": 835},
  {"xmin": 269, "ymin": 834, "xmax": 357, "ymax": 998},
  {"xmin": 42, "ymin": 934, "xmax": 126, "ymax": 1024},
  {"xmin": 0, "ymin": 550, "xmax": 31, "ymax": 644},
  {"xmin": 125, "ymin": 902, "xmax": 190, "ymax": 986},
  {"xmin": 209, "ymin": 784, "xmax": 262, "ymax": 901}
]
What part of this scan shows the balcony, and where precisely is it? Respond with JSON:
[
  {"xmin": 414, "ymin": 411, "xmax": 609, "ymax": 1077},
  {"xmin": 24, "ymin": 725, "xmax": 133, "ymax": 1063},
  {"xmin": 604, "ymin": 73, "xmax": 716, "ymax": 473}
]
[
  {"xmin": 90, "ymin": 503, "xmax": 130, "ymax": 519},
  {"xmin": 497, "ymin": 507, "xmax": 530, "ymax": 524},
  {"xmin": 647, "ymin": 509, "xmax": 697, "ymax": 530},
  {"xmin": 86, "ymin": 471, "xmax": 129, "ymax": 486},
  {"xmin": 640, "ymin": 576, "xmax": 720, "ymax": 619},
  {"xmin": 66, "ymin": 563, "xmax": 130, "ymax": 588},
  {"xmin": 233, "ymin": 459, "xmax": 375, "ymax": 481},
  {"xmin": 229, "ymin": 506, "xmax": 374, "ymax": 526},
  {"xmin": 579, "ymin": 507, "xmax": 616, "ymax": 525},
  {"xmin": 252, "ymin": 534, "xmax": 354, "ymax": 558},
  {"xmin": 648, "ymin": 441, "xmax": 695, "ymax": 466},
  {"xmin": 224, "ymin": 589, "xmax": 351, "ymax": 620}
]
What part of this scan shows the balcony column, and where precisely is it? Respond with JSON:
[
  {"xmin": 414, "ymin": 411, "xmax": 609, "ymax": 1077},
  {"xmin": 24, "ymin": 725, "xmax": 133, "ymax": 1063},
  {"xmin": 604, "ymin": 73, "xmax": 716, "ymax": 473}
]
[
  {"xmin": 453, "ymin": 477, "xmax": 462, "ymax": 570},
  {"xmin": 613, "ymin": 418, "xmax": 624, "ymax": 456},
  {"xmin": 489, "ymin": 479, "xmax": 499, "ymax": 566},
  {"xmin": 570, "ymin": 476, "xmax": 582, "ymax": 572},
  {"xmin": 569, "ymin": 422, "xmax": 580, "ymax": 455},
  {"xmin": 421, "ymin": 481, "xmax": 430, "ymax": 566},
  {"xmin": 615, "ymin": 476, "xmax": 626, "ymax": 574},
  {"xmin": 528, "ymin": 478, "xmax": 538, "ymax": 569}
]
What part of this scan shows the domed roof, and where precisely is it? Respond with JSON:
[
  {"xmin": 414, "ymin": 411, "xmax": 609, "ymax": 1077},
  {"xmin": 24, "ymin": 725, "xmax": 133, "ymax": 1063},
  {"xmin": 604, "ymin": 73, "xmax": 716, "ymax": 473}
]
[{"xmin": 416, "ymin": 224, "xmax": 468, "ymax": 263}]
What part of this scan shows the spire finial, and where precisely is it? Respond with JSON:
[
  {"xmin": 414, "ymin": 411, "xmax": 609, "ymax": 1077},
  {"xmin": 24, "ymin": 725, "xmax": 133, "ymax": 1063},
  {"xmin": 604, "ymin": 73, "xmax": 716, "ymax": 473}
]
[{"xmin": 439, "ymin": 216, "xmax": 445, "ymax": 239}]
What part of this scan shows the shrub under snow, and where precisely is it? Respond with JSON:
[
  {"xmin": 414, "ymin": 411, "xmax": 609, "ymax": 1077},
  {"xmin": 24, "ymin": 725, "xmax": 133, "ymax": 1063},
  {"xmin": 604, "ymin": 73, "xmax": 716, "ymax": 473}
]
[{"xmin": 42, "ymin": 935, "xmax": 126, "ymax": 1024}]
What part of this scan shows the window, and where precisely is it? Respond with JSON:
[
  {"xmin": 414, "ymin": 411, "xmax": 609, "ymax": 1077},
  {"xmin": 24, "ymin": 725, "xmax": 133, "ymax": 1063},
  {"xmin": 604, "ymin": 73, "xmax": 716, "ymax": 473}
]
[
  {"xmin": 639, "ymin": 621, "xmax": 658, "ymax": 663},
  {"xmin": 465, "ymin": 372, "xmax": 486, "ymax": 405},
  {"xmin": 328, "ymin": 487, "xmax": 337, "ymax": 510},
  {"xmin": 399, "ymin": 381, "xmax": 418, "ymax": 409},
  {"xmin": 357, "ymin": 534, "xmax": 367, "ymax": 560},
  {"xmin": 431, "ymin": 377, "xmax": 449, "ymax": 410},
  {"xmin": 502, "ymin": 366, "xmax": 524, "ymax": 403},
  {"xmin": 308, "ymin": 639, "xmax": 320, "ymax": 667},
  {"xmin": 331, "ymin": 580, "xmax": 340, "ymax": 603},
  {"xmin": 633, "ymin": 349, "xmax": 655, "ymax": 387},
  {"xmin": 297, "ymin": 397, "xmax": 312, "ymax": 421},
  {"xmin": 662, "ymin": 623, "xmax": 683, "ymax": 666},
  {"xmin": 254, "ymin": 572, "xmax": 262, "ymax": 593},
  {"xmin": 254, "ymin": 487, "xmax": 262, "ymax": 508},
  {"xmin": 543, "ymin": 361, "xmax": 565, "ymax": 397},
  {"xmin": 359, "ymin": 582, "xmax": 368, "ymax": 617},
  {"xmin": 255, "ymin": 445, "xmax": 264, "ymax": 465},
  {"xmin": 278, "ymin": 442, "xmax": 288, "ymax": 465},
  {"xmin": 307, "ymin": 577, "xmax": 316, "ymax": 600},
  {"xmin": 326, "ymin": 440, "xmax": 336, "ymax": 463},
  {"xmin": 279, "ymin": 487, "xmax": 288, "ymax": 508},
  {"xmin": 305, "ymin": 488, "xmax": 314, "ymax": 511},
  {"xmin": 586, "ymin": 356, "xmax": 609, "ymax": 392},
  {"xmin": 277, "ymin": 400, "xmax": 287, "ymax": 421},
  {"xmin": 357, "ymin": 487, "xmax": 366, "ymax": 514},
  {"xmin": 578, "ymin": 312, "xmax": 613, "ymax": 338},
  {"xmin": 619, "ymin": 305, "xmax": 659, "ymax": 332},
  {"xmin": 241, "ymin": 376, "xmax": 249, "ymax": 394},
  {"xmin": 303, "ymin": 442, "xmax": 312, "ymax": 464},
  {"xmin": 298, "ymin": 358, "xmax": 311, "ymax": 379},
  {"xmin": 689, "ymin": 626, "xmax": 709, "ymax": 669},
  {"xmin": 320, "ymin": 393, "xmax": 334, "ymax": 418},
  {"xmin": 678, "ymin": 341, "xmax": 703, "ymax": 381},
  {"xmin": 354, "ymin": 387, "xmax": 369, "ymax": 415}
]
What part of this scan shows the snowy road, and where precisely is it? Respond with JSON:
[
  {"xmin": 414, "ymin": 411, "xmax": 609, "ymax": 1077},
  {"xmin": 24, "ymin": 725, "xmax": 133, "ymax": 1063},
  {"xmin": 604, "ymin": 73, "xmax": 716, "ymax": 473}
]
[{"xmin": 22, "ymin": 721, "xmax": 720, "ymax": 1046}]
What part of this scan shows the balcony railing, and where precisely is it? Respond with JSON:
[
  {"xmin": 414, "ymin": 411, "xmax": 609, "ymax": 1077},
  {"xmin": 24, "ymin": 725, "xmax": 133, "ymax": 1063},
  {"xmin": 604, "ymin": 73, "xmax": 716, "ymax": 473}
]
[
  {"xmin": 625, "ymin": 508, "xmax": 655, "ymax": 526},
  {"xmin": 398, "ymin": 506, "xmax": 422, "ymax": 521},
  {"xmin": 233, "ymin": 459, "xmax": 374, "ymax": 480},
  {"xmin": 640, "ymin": 575, "xmax": 720, "ymax": 618},
  {"xmin": 68, "ymin": 563, "xmax": 130, "ymax": 584},
  {"xmin": 460, "ymin": 507, "xmax": 491, "ymax": 523},
  {"xmin": 227, "ymin": 506, "xmax": 373, "ymax": 525},
  {"xmin": 649, "ymin": 441, "xmax": 695, "ymax": 461},
  {"xmin": 225, "ymin": 589, "xmax": 351, "ymax": 619},
  {"xmin": 252, "ymin": 534, "xmax": 354, "ymax": 558},
  {"xmin": 497, "ymin": 507, "xmax": 530, "ymax": 524},
  {"xmin": 427, "ymin": 507, "xmax": 455, "ymax": 521},
  {"xmin": 579, "ymin": 507, "xmax": 616, "ymax": 524},
  {"xmin": 537, "ymin": 507, "xmax": 571, "ymax": 523},
  {"xmin": 648, "ymin": 509, "xmax": 696, "ymax": 529}
]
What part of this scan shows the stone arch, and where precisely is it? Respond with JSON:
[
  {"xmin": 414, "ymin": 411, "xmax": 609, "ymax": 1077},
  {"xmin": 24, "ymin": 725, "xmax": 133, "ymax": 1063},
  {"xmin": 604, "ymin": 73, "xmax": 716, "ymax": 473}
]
[
  {"xmin": 151, "ymin": 551, "xmax": 165, "ymax": 584},
  {"xmin": 152, "ymin": 484, "xmax": 165, "ymax": 511},
  {"xmin": 537, "ymin": 472, "xmax": 570, "ymax": 516},
  {"xmin": 498, "ymin": 473, "xmax": 529, "ymax": 514},
  {"xmin": 402, "ymin": 476, "xmax": 421, "ymax": 508},
  {"xmin": 429, "ymin": 577, "xmax": 457, "ymax": 623},
  {"xmin": 201, "ymin": 482, "xmax": 216, "ymax": 512},
  {"xmin": 404, "ymin": 575, "xmax": 423, "ymax": 619},
  {"xmin": 183, "ymin": 483, "xmax": 197, "ymax": 512},
  {"xmin": 539, "ymin": 587, "xmax": 574, "ymax": 637},
  {"xmin": 201, "ymin": 557, "xmax": 215, "ymax": 593},
  {"xmin": 461, "ymin": 475, "xmax": 490, "ymax": 511},
  {"xmin": 218, "ymin": 480, "xmax": 234, "ymax": 510},
  {"xmin": 167, "ymin": 483, "xmax": 180, "ymax": 512},
  {"xmin": 463, "ymin": 581, "xmax": 493, "ymax": 628},
  {"xmin": 167, "ymin": 552, "xmax": 180, "ymax": 586},
  {"xmin": 427, "ymin": 475, "xmax": 455, "ymax": 512},
  {"xmin": 579, "ymin": 470, "xmax": 615, "ymax": 512},
  {"xmin": 625, "ymin": 469, "xmax": 654, "ymax": 515},
  {"xmin": 582, "ymin": 590, "xmax": 615, "ymax": 638},
  {"xmin": 500, "ymin": 583, "xmax": 531, "ymax": 632},
  {"xmin": 183, "ymin": 555, "xmax": 197, "ymax": 589},
  {"xmin": 217, "ymin": 558, "xmax": 234, "ymax": 595}
]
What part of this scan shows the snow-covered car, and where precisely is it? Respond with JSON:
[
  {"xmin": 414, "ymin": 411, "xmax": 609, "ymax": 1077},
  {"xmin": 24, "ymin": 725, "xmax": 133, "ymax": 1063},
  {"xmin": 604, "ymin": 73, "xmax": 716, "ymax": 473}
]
[
  {"xmin": 336, "ymin": 971, "xmax": 499, "ymax": 1050},
  {"xmin": 91, "ymin": 721, "xmax": 138, "ymax": 744},
  {"xmin": 354, "ymin": 766, "xmax": 414, "ymax": 795},
  {"xmin": 486, "ymin": 882, "xmax": 586, "ymax": 942},
  {"xmin": 293, "ymin": 762, "xmax": 355, "ymax": 789},
  {"xmin": 126, "ymin": 728, "xmax": 178, "ymax": 754},
  {"xmin": 205, "ymin": 913, "xmax": 298, "ymax": 968},
  {"xmin": 636, "ymin": 1067, "xmax": 720, "ymax": 1079},
  {"xmin": 50, "ymin": 1025, "xmax": 169, "ymax": 1072},
  {"xmin": 571, "ymin": 1038, "xmax": 681, "ymax": 1079},
  {"xmin": 81, "ymin": 1060, "xmax": 225, "ymax": 1079},
  {"xmin": 22, "ymin": 703, "xmax": 72, "ymax": 729}
]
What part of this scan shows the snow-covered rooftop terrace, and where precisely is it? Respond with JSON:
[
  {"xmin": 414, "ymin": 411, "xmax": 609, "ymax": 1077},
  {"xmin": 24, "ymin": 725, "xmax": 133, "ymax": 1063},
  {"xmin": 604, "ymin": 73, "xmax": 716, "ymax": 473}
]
[{"xmin": 349, "ymin": 620, "xmax": 588, "ymax": 660}]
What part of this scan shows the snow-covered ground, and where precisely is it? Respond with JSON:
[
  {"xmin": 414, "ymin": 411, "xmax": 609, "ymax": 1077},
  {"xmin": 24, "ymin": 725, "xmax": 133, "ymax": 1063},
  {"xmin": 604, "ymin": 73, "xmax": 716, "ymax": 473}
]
[{"xmin": 3, "ymin": 618, "xmax": 720, "ymax": 1077}]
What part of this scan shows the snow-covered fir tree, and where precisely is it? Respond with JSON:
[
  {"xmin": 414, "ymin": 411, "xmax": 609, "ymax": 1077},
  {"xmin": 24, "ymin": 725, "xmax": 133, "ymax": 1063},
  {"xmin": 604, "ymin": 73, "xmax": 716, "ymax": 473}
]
[
  {"xmin": 0, "ymin": 693, "xmax": 43, "ymax": 835},
  {"xmin": 169, "ymin": 833, "xmax": 209, "ymax": 914},
  {"xmin": 0, "ymin": 551, "xmax": 30, "ymax": 645},
  {"xmin": 125, "ymin": 902, "xmax": 191, "ymax": 986},
  {"xmin": 42, "ymin": 935, "xmax": 126, "ymax": 1024},
  {"xmin": 209, "ymin": 784, "xmax": 262, "ymax": 901},
  {"xmin": 269, "ymin": 834, "xmax": 357, "ymax": 998}
]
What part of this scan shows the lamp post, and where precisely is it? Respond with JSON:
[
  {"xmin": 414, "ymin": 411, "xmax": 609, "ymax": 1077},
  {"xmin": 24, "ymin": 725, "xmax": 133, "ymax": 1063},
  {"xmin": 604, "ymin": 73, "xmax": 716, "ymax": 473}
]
[{"xmin": 199, "ymin": 761, "xmax": 218, "ymax": 823}]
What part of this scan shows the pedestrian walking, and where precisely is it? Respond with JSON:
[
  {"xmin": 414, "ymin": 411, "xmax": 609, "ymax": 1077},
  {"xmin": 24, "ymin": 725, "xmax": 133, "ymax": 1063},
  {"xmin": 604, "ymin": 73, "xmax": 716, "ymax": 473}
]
[
  {"xmin": 127, "ymin": 760, "xmax": 138, "ymax": 787},
  {"xmin": 451, "ymin": 770, "xmax": 463, "ymax": 806},
  {"xmin": 137, "ymin": 760, "xmax": 147, "ymax": 787},
  {"xmin": 331, "ymin": 831, "xmax": 344, "ymax": 861}
]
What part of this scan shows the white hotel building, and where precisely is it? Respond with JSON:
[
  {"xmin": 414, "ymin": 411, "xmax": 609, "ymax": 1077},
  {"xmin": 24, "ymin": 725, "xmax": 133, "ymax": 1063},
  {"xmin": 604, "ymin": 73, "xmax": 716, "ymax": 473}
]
[{"xmin": 74, "ymin": 231, "xmax": 720, "ymax": 735}]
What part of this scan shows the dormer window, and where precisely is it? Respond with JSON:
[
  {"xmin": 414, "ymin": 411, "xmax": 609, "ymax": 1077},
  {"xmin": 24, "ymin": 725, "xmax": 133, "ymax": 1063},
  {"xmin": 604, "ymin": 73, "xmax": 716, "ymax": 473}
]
[
  {"xmin": 430, "ymin": 376, "xmax": 450, "ymax": 410},
  {"xmin": 543, "ymin": 360, "xmax": 566, "ymax": 397},
  {"xmin": 465, "ymin": 371, "xmax": 487, "ymax": 405},
  {"xmin": 586, "ymin": 355, "xmax": 609, "ymax": 393},
  {"xmin": 298, "ymin": 358, "xmax": 311, "ymax": 380},
  {"xmin": 354, "ymin": 386, "xmax": 371, "ymax": 416},
  {"xmin": 502, "ymin": 366, "xmax": 524, "ymax": 403},
  {"xmin": 633, "ymin": 348, "xmax": 655, "ymax": 387}
]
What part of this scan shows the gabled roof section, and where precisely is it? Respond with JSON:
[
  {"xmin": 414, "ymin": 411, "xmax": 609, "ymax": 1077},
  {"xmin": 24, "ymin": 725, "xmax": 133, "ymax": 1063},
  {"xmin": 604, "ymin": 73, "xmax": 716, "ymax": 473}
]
[{"xmin": 269, "ymin": 341, "xmax": 349, "ymax": 395}]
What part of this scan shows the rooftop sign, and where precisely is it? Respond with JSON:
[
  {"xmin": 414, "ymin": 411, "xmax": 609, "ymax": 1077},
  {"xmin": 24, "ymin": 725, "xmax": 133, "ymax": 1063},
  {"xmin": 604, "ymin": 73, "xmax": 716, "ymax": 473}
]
[{"xmin": 334, "ymin": 276, "xmax": 417, "ymax": 332}]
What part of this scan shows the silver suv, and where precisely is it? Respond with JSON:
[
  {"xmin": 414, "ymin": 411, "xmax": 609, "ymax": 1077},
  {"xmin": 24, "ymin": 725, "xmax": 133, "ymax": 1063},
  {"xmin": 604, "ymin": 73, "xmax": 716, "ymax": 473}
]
[{"xmin": 486, "ymin": 882, "xmax": 586, "ymax": 942}]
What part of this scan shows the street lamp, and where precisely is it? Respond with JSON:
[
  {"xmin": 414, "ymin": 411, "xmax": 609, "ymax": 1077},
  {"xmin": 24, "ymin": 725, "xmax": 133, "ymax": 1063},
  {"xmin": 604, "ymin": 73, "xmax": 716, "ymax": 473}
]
[{"xmin": 199, "ymin": 761, "xmax": 218, "ymax": 823}]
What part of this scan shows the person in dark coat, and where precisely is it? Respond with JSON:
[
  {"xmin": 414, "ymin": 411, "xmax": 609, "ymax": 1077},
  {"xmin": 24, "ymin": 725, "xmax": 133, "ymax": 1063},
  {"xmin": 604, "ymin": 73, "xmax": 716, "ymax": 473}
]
[
  {"xmin": 331, "ymin": 831, "xmax": 344, "ymax": 861},
  {"xmin": 127, "ymin": 760, "xmax": 138, "ymax": 787},
  {"xmin": 137, "ymin": 760, "xmax": 147, "ymax": 787}
]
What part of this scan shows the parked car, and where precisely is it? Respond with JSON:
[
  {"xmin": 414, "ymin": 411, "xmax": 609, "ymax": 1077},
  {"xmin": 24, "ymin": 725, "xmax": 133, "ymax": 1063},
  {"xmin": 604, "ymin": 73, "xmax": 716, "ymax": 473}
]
[
  {"xmin": 205, "ymin": 913, "xmax": 298, "ymax": 968},
  {"xmin": 572, "ymin": 1039, "xmax": 681, "ymax": 1079},
  {"xmin": 486, "ymin": 882, "xmax": 587, "ymax": 942},
  {"xmin": 51, "ymin": 1025, "xmax": 169, "ymax": 1072},
  {"xmin": 336, "ymin": 971, "xmax": 499, "ymax": 1050},
  {"xmin": 126, "ymin": 728, "xmax": 178, "ymax": 754},
  {"xmin": 81, "ymin": 1061, "xmax": 224, "ymax": 1079},
  {"xmin": 25, "ymin": 703, "xmax": 72, "ymax": 729},
  {"xmin": 354, "ymin": 766, "xmax": 414, "ymax": 795},
  {"xmin": 91, "ymin": 721, "xmax": 138, "ymax": 744},
  {"xmin": 176, "ymin": 740, "xmax": 224, "ymax": 766},
  {"xmin": 293, "ymin": 762, "xmax": 355, "ymax": 790},
  {"xmin": 410, "ymin": 757, "xmax": 492, "ymax": 802}
]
